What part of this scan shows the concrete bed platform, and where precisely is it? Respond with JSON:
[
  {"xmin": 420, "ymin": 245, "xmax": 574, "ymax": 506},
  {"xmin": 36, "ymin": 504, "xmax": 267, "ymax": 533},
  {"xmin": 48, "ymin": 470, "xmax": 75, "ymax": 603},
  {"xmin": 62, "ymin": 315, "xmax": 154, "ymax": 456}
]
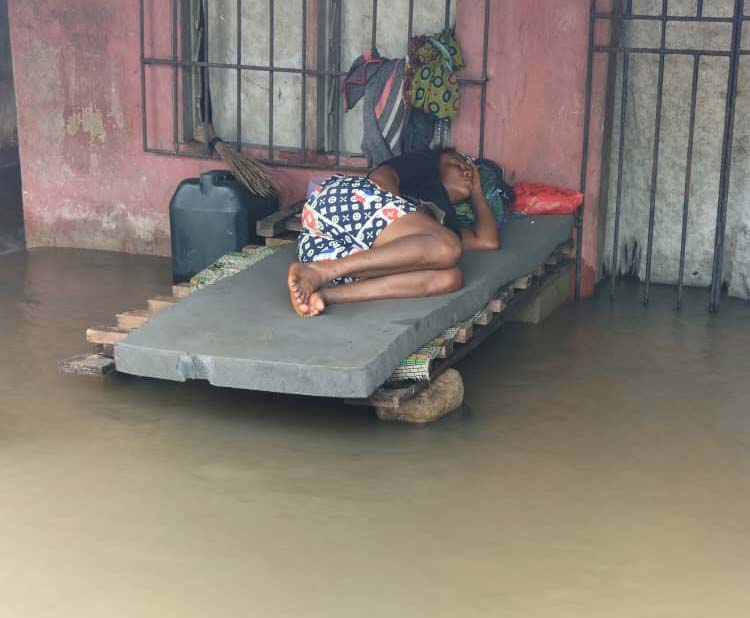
[{"xmin": 115, "ymin": 215, "xmax": 574, "ymax": 398}]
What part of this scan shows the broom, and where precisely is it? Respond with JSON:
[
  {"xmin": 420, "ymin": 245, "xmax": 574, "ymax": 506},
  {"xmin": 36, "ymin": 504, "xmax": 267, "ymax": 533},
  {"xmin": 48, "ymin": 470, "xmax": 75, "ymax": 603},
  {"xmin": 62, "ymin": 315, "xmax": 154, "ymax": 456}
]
[{"xmin": 196, "ymin": 122, "xmax": 280, "ymax": 199}]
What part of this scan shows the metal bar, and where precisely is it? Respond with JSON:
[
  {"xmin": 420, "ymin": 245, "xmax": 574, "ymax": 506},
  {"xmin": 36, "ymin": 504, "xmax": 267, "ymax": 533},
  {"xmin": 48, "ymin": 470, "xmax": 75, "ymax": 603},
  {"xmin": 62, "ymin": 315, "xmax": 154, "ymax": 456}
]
[
  {"xmin": 643, "ymin": 0, "xmax": 669, "ymax": 306},
  {"xmin": 139, "ymin": 0, "xmax": 147, "ymax": 151},
  {"xmin": 201, "ymin": 0, "xmax": 211, "ymax": 155},
  {"xmin": 576, "ymin": 0, "xmax": 597, "ymax": 300},
  {"xmin": 407, "ymin": 0, "xmax": 414, "ymax": 41},
  {"xmin": 371, "ymin": 0, "xmax": 378, "ymax": 49},
  {"xmin": 594, "ymin": 13, "xmax": 742, "ymax": 22},
  {"xmin": 709, "ymin": 0, "xmax": 745, "ymax": 313},
  {"xmin": 145, "ymin": 57, "xmax": 499, "ymax": 81},
  {"xmin": 697, "ymin": 0, "xmax": 704, "ymax": 16},
  {"xmin": 301, "ymin": 0, "xmax": 307, "ymax": 164},
  {"xmin": 444, "ymin": 0, "xmax": 451, "ymax": 31},
  {"xmin": 677, "ymin": 55, "xmax": 700, "ymax": 310},
  {"xmin": 268, "ymin": 0, "xmax": 275, "ymax": 160},
  {"xmin": 611, "ymin": 53, "xmax": 630, "ymax": 301},
  {"xmin": 478, "ymin": 0, "xmax": 490, "ymax": 158},
  {"xmin": 626, "ymin": 0, "xmax": 633, "ymax": 14},
  {"xmin": 333, "ymin": 0, "xmax": 342, "ymax": 166},
  {"xmin": 236, "ymin": 0, "xmax": 242, "ymax": 152},
  {"xmin": 172, "ymin": 0, "xmax": 179, "ymax": 153},
  {"xmin": 592, "ymin": 46, "xmax": 736, "ymax": 56}
]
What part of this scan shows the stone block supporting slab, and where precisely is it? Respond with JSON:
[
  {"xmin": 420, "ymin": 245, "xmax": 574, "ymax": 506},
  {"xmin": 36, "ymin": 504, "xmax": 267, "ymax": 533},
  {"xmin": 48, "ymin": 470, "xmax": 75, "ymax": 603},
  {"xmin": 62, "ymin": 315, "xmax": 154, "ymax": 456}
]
[
  {"xmin": 507, "ymin": 263, "xmax": 573, "ymax": 324},
  {"xmin": 375, "ymin": 369, "xmax": 464, "ymax": 424}
]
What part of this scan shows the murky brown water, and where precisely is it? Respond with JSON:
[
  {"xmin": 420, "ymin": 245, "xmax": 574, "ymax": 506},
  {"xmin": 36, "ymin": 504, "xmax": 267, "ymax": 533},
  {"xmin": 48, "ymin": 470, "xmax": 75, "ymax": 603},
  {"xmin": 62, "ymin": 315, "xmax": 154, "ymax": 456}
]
[{"xmin": 1, "ymin": 248, "xmax": 750, "ymax": 617}]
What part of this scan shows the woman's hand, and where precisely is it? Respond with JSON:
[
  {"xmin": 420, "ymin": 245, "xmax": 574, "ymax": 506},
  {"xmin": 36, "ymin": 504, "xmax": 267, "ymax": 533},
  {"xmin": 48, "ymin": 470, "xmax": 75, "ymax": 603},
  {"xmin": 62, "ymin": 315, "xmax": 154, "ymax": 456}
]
[{"xmin": 468, "ymin": 160, "xmax": 483, "ymax": 201}]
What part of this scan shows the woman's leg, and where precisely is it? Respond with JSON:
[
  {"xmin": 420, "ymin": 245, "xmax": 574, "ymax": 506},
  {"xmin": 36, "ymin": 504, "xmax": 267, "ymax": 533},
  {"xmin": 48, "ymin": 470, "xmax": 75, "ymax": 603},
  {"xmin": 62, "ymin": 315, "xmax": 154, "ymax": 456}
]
[
  {"xmin": 289, "ymin": 212, "xmax": 461, "ymax": 316},
  {"xmin": 301, "ymin": 268, "xmax": 463, "ymax": 317}
]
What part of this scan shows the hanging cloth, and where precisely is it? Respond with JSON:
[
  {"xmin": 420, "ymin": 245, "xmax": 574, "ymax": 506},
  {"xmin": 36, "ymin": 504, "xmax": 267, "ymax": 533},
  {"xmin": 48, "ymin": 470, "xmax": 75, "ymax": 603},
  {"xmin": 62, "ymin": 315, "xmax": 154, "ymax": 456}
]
[{"xmin": 406, "ymin": 30, "xmax": 464, "ymax": 120}]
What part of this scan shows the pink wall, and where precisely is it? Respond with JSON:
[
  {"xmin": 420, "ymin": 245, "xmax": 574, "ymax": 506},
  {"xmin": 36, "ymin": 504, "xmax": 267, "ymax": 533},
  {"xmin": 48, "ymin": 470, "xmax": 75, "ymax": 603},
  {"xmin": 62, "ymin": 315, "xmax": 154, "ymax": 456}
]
[{"xmin": 8, "ymin": 0, "xmax": 605, "ymax": 296}]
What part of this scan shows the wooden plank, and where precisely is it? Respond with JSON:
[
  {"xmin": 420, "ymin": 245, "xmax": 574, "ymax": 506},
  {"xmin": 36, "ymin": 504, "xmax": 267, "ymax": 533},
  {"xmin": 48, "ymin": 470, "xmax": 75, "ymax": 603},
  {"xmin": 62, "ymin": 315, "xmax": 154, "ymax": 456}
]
[
  {"xmin": 266, "ymin": 234, "xmax": 298, "ymax": 247},
  {"xmin": 472, "ymin": 306, "xmax": 493, "ymax": 326},
  {"xmin": 285, "ymin": 215, "xmax": 303, "ymax": 233},
  {"xmin": 86, "ymin": 326, "xmax": 130, "ymax": 345},
  {"xmin": 545, "ymin": 253, "xmax": 561, "ymax": 266},
  {"xmin": 116, "ymin": 309, "xmax": 151, "ymax": 331},
  {"xmin": 437, "ymin": 339, "xmax": 454, "ymax": 359},
  {"xmin": 453, "ymin": 320, "xmax": 474, "ymax": 344},
  {"xmin": 172, "ymin": 282, "xmax": 191, "ymax": 298},
  {"xmin": 147, "ymin": 296, "xmax": 179, "ymax": 313},
  {"xmin": 241, "ymin": 244, "xmax": 263, "ymax": 253},
  {"xmin": 533, "ymin": 265, "xmax": 546, "ymax": 277},
  {"xmin": 96, "ymin": 344, "xmax": 115, "ymax": 358},
  {"xmin": 58, "ymin": 353, "xmax": 116, "ymax": 377},
  {"xmin": 256, "ymin": 202, "xmax": 304, "ymax": 237},
  {"xmin": 488, "ymin": 297, "xmax": 507, "ymax": 313},
  {"xmin": 512, "ymin": 274, "xmax": 532, "ymax": 290}
]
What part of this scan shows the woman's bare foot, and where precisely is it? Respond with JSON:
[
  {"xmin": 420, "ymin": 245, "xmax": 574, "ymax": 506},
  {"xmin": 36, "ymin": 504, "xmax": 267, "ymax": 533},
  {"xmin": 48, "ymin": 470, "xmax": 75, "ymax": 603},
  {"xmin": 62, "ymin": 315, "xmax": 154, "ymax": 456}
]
[{"xmin": 288, "ymin": 262, "xmax": 328, "ymax": 317}]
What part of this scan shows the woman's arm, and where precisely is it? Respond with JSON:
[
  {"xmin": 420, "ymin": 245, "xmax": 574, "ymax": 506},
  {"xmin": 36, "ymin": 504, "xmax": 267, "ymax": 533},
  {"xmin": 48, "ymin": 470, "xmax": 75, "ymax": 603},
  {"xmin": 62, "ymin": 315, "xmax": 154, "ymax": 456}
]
[{"xmin": 460, "ymin": 162, "xmax": 500, "ymax": 251}]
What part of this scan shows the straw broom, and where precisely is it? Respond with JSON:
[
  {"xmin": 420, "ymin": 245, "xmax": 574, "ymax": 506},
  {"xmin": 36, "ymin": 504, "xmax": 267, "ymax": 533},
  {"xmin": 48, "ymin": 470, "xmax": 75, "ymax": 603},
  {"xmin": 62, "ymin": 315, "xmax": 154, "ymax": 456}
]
[{"xmin": 196, "ymin": 122, "xmax": 280, "ymax": 198}]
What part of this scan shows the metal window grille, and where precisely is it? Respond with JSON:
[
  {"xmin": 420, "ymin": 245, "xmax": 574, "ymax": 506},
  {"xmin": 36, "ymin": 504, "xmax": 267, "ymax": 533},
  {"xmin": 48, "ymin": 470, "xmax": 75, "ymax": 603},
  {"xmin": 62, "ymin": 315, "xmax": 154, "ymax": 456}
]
[
  {"xmin": 578, "ymin": 0, "xmax": 749, "ymax": 312},
  {"xmin": 139, "ymin": 0, "xmax": 491, "ymax": 172}
]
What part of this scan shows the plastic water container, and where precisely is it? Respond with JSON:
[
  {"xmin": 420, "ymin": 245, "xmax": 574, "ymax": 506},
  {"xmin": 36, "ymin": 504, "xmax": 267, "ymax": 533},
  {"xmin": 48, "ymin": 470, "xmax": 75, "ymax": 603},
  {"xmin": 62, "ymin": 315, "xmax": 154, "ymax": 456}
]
[{"xmin": 169, "ymin": 170, "xmax": 277, "ymax": 282}]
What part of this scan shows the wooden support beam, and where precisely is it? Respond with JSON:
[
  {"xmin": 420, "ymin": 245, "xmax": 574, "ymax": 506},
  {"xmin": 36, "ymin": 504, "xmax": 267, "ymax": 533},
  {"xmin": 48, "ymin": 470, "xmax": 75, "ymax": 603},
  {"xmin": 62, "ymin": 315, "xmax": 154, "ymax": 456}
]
[
  {"xmin": 437, "ymin": 339, "xmax": 454, "ymax": 359},
  {"xmin": 488, "ymin": 297, "xmax": 506, "ymax": 313},
  {"xmin": 172, "ymin": 282, "xmax": 191, "ymax": 298},
  {"xmin": 453, "ymin": 320, "xmax": 474, "ymax": 344},
  {"xmin": 512, "ymin": 274, "xmax": 532, "ymax": 290},
  {"xmin": 241, "ymin": 244, "xmax": 263, "ymax": 253},
  {"xmin": 285, "ymin": 215, "xmax": 303, "ymax": 233},
  {"xmin": 472, "ymin": 306, "xmax": 493, "ymax": 326},
  {"xmin": 533, "ymin": 265, "xmax": 545, "ymax": 277},
  {"xmin": 58, "ymin": 353, "xmax": 116, "ymax": 377},
  {"xmin": 147, "ymin": 296, "xmax": 179, "ymax": 313},
  {"xmin": 256, "ymin": 202, "xmax": 304, "ymax": 237},
  {"xmin": 96, "ymin": 344, "xmax": 115, "ymax": 358},
  {"xmin": 86, "ymin": 326, "xmax": 130, "ymax": 345},
  {"xmin": 266, "ymin": 234, "xmax": 298, "ymax": 247},
  {"xmin": 116, "ymin": 309, "xmax": 151, "ymax": 331}
]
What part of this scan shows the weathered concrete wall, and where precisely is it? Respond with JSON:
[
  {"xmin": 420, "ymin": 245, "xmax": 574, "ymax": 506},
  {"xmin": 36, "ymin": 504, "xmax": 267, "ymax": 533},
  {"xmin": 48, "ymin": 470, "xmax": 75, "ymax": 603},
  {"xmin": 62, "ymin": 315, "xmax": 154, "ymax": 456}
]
[
  {"xmin": 0, "ymin": 0, "xmax": 17, "ymax": 147},
  {"xmin": 8, "ymin": 0, "xmax": 606, "ymax": 297},
  {"xmin": 602, "ymin": 0, "xmax": 750, "ymax": 298}
]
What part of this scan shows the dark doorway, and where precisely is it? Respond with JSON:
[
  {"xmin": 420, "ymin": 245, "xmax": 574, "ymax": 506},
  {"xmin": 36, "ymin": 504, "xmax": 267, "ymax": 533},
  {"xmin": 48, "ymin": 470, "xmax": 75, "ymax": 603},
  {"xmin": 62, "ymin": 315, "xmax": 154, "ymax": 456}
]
[{"xmin": 0, "ymin": 0, "xmax": 23, "ymax": 255}]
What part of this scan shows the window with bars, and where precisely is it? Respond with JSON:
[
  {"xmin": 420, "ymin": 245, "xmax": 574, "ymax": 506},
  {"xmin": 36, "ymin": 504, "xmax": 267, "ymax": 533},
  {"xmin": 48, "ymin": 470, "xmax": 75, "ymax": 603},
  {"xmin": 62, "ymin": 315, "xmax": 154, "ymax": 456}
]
[{"xmin": 140, "ymin": 0, "xmax": 490, "ymax": 170}]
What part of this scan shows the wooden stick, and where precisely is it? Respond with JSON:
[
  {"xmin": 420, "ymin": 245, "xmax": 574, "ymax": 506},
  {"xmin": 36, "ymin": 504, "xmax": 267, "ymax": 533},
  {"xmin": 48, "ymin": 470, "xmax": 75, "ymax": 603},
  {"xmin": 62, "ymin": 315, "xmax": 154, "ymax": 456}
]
[
  {"xmin": 147, "ymin": 296, "xmax": 179, "ymax": 313},
  {"xmin": 172, "ymin": 283, "xmax": 191, "ymax": 298},
  {"xmin": 512, "ymin": 274, "xmax": 532, "ymax": 290},
  {"xmin": 453, "ymin": 320, "xmax": 474, "ymax": 344},
  {"xmin": 86, "ymin": 327, "xmax": 130, "ymax": 345},
  {"xmin": 116, "ymin": 309, "xmax": 151, "ymax": 331},
  {"xmin": 472, "ymin": 307, "xmax": 494, "ymax": 326},
  {"xmin": 266, "ymin": 235, "xmax": 298, "ymax": 247},
  {"xmin": 256, "ymin": 202, "xmax": 304, "ymax": 237}
]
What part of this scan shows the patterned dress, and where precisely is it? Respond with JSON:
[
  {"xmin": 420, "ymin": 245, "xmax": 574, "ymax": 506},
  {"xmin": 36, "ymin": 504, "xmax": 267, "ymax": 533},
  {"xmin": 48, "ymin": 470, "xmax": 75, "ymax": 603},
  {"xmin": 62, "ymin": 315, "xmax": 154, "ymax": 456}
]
[{"xmin": 297, "ymin": 175, "xmax": 419, "ymax": 285}]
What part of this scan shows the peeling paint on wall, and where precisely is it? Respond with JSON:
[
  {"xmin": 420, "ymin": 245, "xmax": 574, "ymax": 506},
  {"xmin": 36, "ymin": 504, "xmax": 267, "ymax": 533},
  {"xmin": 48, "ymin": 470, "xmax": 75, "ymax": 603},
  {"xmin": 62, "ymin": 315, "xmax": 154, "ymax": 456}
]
[{"xmin": 66, "ymin": 103, "xmax": 107, "ymax": 144}]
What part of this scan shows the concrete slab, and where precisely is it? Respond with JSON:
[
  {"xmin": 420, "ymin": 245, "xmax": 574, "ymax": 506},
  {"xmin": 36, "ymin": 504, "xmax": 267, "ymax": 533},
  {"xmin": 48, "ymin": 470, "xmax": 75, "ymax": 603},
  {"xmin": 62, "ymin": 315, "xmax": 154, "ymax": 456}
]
[{"xmin": 115, "ymin": 215, "xmax": 574, "ymax": 398}]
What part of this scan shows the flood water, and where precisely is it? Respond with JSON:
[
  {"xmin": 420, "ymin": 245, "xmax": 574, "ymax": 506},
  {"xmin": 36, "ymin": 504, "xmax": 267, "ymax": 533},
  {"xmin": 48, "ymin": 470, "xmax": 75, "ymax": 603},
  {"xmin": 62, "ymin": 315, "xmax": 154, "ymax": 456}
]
[{"xmin": 1, "ymin": 248, "xmax": 749, "ymax": 617}]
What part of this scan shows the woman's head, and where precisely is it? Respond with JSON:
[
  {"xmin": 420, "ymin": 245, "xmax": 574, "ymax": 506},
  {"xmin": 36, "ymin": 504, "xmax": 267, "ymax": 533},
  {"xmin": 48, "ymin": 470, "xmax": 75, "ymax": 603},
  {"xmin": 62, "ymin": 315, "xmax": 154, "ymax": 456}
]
[{"xmin": 438, "ymin": 149, "xmax": 474, "ymax": 204}]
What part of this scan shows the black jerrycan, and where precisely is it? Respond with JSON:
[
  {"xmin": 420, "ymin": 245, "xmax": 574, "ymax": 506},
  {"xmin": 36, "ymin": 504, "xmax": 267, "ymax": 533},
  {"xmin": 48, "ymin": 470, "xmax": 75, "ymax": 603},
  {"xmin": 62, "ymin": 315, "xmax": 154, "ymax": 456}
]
[{"xmin": 169, "ymin": 170, "xmax": 277, "ymax": 283}]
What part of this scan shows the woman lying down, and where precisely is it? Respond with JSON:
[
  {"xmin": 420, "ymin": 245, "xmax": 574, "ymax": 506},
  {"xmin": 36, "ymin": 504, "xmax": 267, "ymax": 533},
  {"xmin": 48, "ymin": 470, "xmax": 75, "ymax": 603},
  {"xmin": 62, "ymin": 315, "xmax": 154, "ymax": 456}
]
[{"xmin": 288, "ymin": 149, "xmax": 501, "ymax": 317}]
